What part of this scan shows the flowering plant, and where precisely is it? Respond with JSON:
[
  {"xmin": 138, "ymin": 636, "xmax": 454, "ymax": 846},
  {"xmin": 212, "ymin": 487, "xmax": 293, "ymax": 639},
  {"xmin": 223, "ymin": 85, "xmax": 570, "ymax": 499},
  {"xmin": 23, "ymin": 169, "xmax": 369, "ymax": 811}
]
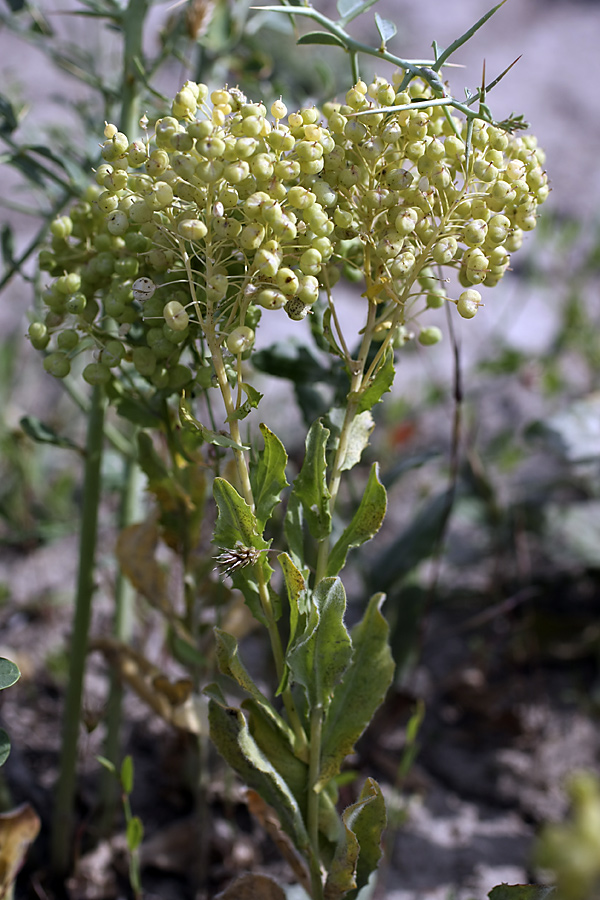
[{"xmin": 32, "ymin": 1, "xmax": 547, "ymax": 895}]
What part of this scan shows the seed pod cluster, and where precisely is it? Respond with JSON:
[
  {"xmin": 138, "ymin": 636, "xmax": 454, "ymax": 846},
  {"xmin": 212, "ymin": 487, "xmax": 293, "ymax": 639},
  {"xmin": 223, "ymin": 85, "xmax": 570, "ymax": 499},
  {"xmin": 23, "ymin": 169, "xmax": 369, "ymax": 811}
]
[{"xmin": 33, "ymin": 74, "xmax": 547, "ymax": 386}]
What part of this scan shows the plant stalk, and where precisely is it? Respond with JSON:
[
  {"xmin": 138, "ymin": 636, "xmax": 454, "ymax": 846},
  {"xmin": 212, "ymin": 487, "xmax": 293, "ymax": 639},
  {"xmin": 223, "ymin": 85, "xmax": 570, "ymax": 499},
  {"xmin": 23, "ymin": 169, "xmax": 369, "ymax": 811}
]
[{"xmin": 51, "ymin": 385, "xmax": 106, "ymax": 875}]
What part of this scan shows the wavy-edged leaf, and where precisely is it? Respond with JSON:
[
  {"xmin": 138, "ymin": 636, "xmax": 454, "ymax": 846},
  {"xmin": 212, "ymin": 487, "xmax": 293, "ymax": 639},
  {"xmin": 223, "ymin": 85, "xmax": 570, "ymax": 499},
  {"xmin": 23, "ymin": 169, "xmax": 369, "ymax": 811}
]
[
  {"xmin": 0, "ymin": 658, "xmax": 20, "ymax": 691},
  {"xmin": 292, "ymin": 419, "xmax": 331, "ymax": 541},
  {"xmin": 327, "ymin": 464, "xmax": 387, "ymax": 577},
  {"xmin": 340, "ymin": 411, "xmax": 374, "ymax": 473},
  {"xmin": 287, "ymin": 578, "xmax": 352, "ymax": 710},
  {"xmin": 374, "ymin": 12, "xmax": 396, "ymax": 45},
  {"xmin": 227, "ymin": 383, "xmax": 263, "ymax": 422},
  {"xmin": 356, "ymin": 349, "xmax": 395, "ymax": 414},
  {"xmin": 250, "ymin": 424, "xmax": 289, "ymax": 532},
  {"xmin": 208, "ymin": 699, "xmax": 311, "ymax": 857},
  {"xmin": 345, "ymin": 778, "xmax": 386, "ymax": 900},
  {"xmin": 297, "ymin": 30, "xmax": 346, "ymax": 48},
  {"xmin": 319, "ymin": 594, "xmax": 394, "ymax": 790}
]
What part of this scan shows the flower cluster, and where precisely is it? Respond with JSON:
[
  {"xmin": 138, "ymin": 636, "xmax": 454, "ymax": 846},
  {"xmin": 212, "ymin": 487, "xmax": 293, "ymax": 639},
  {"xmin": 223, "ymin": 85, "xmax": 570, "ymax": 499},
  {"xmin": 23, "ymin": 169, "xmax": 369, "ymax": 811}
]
[{"xmin": 32, "ymin": 72, "xmax": 547, "ymax": 386}]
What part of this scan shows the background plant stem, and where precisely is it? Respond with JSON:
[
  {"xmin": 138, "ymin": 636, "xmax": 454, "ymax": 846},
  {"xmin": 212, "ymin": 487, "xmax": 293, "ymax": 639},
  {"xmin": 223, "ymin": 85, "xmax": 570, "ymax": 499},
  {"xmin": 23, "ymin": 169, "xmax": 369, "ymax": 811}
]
[
  {"xmin": 97, "ymin": 454, "xmax": 142, "ymax": 836},
  {"xmin": 51, "ymin": 385, "xmax": 106, "ymax": 875}
]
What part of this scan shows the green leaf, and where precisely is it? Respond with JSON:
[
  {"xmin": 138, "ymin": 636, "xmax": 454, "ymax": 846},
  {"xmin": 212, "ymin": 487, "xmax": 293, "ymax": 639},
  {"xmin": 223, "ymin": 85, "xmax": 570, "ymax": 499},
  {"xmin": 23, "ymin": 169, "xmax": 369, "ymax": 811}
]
[
  {"xmin": 121, "ymin": 755, "xmax": 134, "ymax": 794},
  {"xmin": 340, "ymin": 411, "xmax": 374, "ymax": 473},
  {"xmin": 293, "ymin": 420, "xmax": 331, "ymax": 541},
  {"xmin": 126, "ymin": 816, "xmax": 144, "ymax": 852},
  {"xmin": 278, "ymin": 553, "xmax": 308, "ymax": 647},
  {"xmin": 0, "ymin": 94, "xmax": 20, "ymax": 134},
  {"xmin": 180, "ymin": 398, "xmax": 249, "ymax": 451},
  {"xmin": 20, "ymin": 415, "xmax": 81, "ymax": 453},
  {"xmin": 356, "ymin": 349, "xmax": 395, "ymax": 414},
  {"xmin": 136, "ymin": 432, "xmax": 169, "ymax": 483},
  {"xmin": 253, "ymin": 341, "xmax": 330, "ymax": 385},
  {"xmin": 374, "ymin": 11, "xmax": 396, "ymax": 45},
  {"xmin": 319, "ymin": 594, "xmax": 394, "ymax": 790},
  {"xmin": 287, "ymin": 577, "xmax": 352, "ymax": 710},
  {"xmin": 337, "ymin": 0, "xmax": 379, "ymax": 25},
  {"xmin": 0, "ymin": 657, "xmax": 20, "ymax": 691},
  {"xmin": 215, "ymin": 629, "xmax": 284, "ymax": 721},
  {"xmin": 0, "ymin": 729, "xmax": 10, "ymax": 767},
  {"xmin": 250, "ymin": 424, "xmax": 289, "ymax": 532},
  {"xmin": 96, "ymin": 755, "xmax": 117, "ymax": 776},
  {"xmin": 208, "ymin": 700, "xmax": 311, "ymax": 857},
  {"xmin": 284, "ymin": 492, "xmax": 305, "ymax": 568},
  {"xmin": 1, "ymin": 224, "xmax": 15, "ymax": 269},
  {"xmin": 325, "ymin": 777, "xmax": 386, "ymax": 900},
  {"xmin": 227, "ymin": 383, "xmax": 263, "ymax": 422},
  {"xmin": 116, "ymin": 396, "xmax": 161, "ymax": 428},
  {"xmin": 213, "ymin": 478, "xmax": 268, "ymax": 552},
  {"xmin": 327, "ymin": 464, "xmax": 387, "ymax": 577},
  {"xmin": 297, "ymin": 30, "xmax": 346, "ymax": 48},
  {"xmin": 345, "ymin": 778, "xmax": 387, "ymax": 900},
  {"xmin": 243, "ymin": 699, "xmax": 308, "ymax": 812},
  {"xmin": 488, "ymin": 887, "xmax": 556, "ymax": 900}
]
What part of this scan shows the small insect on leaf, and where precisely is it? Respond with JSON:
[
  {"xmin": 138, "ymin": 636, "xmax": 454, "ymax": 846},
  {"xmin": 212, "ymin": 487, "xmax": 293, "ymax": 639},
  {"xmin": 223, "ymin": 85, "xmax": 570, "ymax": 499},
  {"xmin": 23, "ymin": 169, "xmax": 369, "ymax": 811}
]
[{"xmin": 214, "ymin": 542, "xmax": 261, "ymax": 577}]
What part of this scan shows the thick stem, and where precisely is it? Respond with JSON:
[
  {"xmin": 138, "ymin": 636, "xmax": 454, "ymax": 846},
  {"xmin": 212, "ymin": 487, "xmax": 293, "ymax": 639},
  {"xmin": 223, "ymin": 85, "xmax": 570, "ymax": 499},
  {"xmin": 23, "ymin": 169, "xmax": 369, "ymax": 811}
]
[
  {"xmin": 51, "ymin": 385, "xmax": 106, "ymax": 875},
  {"xmin": 119, "ymin": 0, "xmax": 149, "ymax": 137}
]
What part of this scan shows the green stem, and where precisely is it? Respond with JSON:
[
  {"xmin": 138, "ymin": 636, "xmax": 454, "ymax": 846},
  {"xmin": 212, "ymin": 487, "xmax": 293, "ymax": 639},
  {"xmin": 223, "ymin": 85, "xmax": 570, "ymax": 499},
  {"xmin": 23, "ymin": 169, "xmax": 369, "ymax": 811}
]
[
  {"xmin": 51, "ymin": 385, "xmax": 106, "ymax": 875},
  {"xmin": 119, "ymin": 0, "xmax": 149, "ymax": 137},
  {"xmin": 308, "ymin": 705, "xmax": 324, "ymax": 900},
  {"xmin": 97, "ymin": 454, "xmax": 142, "ymax": 836}
]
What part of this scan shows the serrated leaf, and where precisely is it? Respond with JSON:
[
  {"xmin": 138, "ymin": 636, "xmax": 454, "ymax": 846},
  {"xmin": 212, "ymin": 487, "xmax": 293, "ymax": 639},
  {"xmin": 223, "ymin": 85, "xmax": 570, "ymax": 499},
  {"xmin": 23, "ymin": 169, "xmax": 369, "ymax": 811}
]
[
  {"xmin": 126, "ymin": 816, "xmax": 144, "ymax": 852},
  {"xmin": 327, "ymin": 464, "xmax": 387, "ymax": 577},
  {"xmin": 287, "ymin": 578, "xmax": 352, "ymax": 710},
  {"xmin": 488, "ymin": 887, "xmax": 556, "ymax": 900},
  {"xmin": 337, "ymin": 0, "xmax": 379, "ymax": 25},
  {"xmin": 340, "ymin": 411, "xmax": 374, "ymax": 472},
  {"xmin": 120, "ymin": 755, "xmax": 134, "ymax": 794},
  {"xmin": 213, "ymin": 478, "xmax": 268, "ymax": 552},
  {"xmin": 356, "ymin": 349, "xmax": 395, "ymax": 414},
  {"xmin": 215, "ymin": 629, "xmax": 280, "ymax": 715},
  {"xmin": 293, "ymin": 420, "xmax": 331, "ymax": 541},
  {"xmin": 250, "ymin": 424, "xmax": 289, "ymax": 532},
  {"xmin": 227, "ymin": 383, "xmax": 263, "ymax": 422},
  {"xmin": 208, "ymin": 700, "xmax": 311, "ymax": 857},
  {"xmin": 297, "ymin": 31, "xmax": 346, "ymax": 48},
  {"xmin": 180, "ymin": 398, "xmax": 249, "ymax": 450},
  {"xmin": 374, "ymin": 12, "xmax": 396, "ymax": 45},
  {"xmin": 0, "ymin": 729, "xmax": 10, "ymax": 767},
  {"xmin": 319, "ymin": 594, "xmax": 394, "ymax": 790},
  {"xmin": 0, "ymin": 658, "xmax": 20, "ymax": 691},
  {"xmin": 20, "ymin": 416, "xmax": 81, "ymax": 453}
]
